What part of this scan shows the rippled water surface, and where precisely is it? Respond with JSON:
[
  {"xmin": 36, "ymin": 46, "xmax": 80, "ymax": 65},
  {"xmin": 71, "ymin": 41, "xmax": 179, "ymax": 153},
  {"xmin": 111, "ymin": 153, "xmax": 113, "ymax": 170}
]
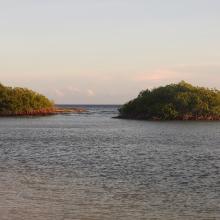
[{"xmin": 0, "ymin": 105, "xmax": 220, "ymax": 220}]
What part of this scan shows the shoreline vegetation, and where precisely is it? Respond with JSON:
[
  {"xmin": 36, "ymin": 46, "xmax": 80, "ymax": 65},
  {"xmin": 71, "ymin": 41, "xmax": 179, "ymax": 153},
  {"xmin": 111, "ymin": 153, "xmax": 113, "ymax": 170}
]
[
  {"xmin": 0, "ymin": 83, "xmax": 86, "ymax": 116},
  {"xmin": 0, "ymin": 107, "xmax": 87, "ymax": 117},
  {"xmin": 118, "ymin": 81, "xmax": 220, "ymax": 121}
]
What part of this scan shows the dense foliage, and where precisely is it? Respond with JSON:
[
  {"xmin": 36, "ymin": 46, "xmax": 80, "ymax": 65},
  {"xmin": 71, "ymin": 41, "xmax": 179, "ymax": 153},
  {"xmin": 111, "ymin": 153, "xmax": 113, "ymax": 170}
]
[
  {"xmin": 119, "ymin": 81, "xmax": 220, "ymax": 120},
  {"xmin": 0, "ymin": 83, "xmax": 54, "ymax": 115}
]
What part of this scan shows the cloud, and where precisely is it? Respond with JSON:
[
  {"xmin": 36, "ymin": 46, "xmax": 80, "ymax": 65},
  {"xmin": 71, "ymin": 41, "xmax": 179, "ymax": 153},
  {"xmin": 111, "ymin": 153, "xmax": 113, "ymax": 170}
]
[
  {"xmin": 67, "ymin": 86, "xmax": 80, "ymax": 94},
  {"xmin": 55, "ymin": 89, "xmax": 64, "ymax": 97},
  {"xmin": 87, "ymin": 89, "xmax": 95, "ymax": 97},
  {"xmin": 134, "ymin": 69, "xmax": 178, "ymax": 82}
]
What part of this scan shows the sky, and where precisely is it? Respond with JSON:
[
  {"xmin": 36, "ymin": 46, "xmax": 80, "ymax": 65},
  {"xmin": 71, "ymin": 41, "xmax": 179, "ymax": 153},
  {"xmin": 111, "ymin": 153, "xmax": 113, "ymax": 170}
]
[{"xmin": 0, "ymin": 0, "xmax": 220, "ymax": 104}]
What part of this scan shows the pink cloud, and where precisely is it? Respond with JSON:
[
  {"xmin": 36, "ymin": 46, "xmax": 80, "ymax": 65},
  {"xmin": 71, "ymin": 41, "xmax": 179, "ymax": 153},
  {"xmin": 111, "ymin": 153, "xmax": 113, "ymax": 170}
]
[
  {"xmin": 87, "ymin": 89, "xmax": 95, "ymax": 97},
  {"xmin": 67, "ymin": 86, "xmax": 81, "ymax": 94},
  {"xmin": 55, "ymin": 89, "xmax": 65, "ymax": 97},
  {"xmin": 134, "ymin": 69, "xmax": 178, "ymax": 82}
]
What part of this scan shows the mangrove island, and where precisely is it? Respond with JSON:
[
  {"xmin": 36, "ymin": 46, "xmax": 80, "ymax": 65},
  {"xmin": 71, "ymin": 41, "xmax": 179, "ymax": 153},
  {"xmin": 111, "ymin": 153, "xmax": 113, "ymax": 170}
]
[
  {"xmin": 0, "ymin": 83, "xmax": 86, "ymax": 116},
  {"xmin": 118, "ymin": 81, "xmax": 220, "ymax": 120}
]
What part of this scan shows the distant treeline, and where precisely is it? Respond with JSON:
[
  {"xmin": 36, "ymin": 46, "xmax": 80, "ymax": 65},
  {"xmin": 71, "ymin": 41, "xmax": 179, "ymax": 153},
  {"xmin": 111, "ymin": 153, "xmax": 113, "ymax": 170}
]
[
  {"xmin": 119, "ymin": 81, "xmax": 220, "ymax": 120},
  {"xmin": 0, "ymin": 83, "xmax": 54, "ymax": 115}
]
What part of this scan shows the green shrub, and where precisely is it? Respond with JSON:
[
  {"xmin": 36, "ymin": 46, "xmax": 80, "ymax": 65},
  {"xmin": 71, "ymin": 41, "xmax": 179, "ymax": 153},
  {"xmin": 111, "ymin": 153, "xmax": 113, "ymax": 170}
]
[
  {"xmin": 119, "ymin": 81, "xmax": 220, "ymax": 120},
  {"xmin": 0, "ymin": 83, "xmax": 54, "ymax": 114}
]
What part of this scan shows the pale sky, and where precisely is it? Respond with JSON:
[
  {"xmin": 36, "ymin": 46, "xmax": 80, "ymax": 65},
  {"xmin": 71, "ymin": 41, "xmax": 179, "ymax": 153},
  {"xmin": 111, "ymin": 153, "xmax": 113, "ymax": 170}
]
[{"xmin": 0, "ymin": 0, "xmax": 220, "ymax": 104}]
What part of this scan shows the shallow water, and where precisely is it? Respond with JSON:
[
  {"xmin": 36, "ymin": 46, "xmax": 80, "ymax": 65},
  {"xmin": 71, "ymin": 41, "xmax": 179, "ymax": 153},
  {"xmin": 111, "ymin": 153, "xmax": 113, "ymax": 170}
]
[{"xmin": 0, "ymin": 105, "xmax": 220, "ymax": 220}]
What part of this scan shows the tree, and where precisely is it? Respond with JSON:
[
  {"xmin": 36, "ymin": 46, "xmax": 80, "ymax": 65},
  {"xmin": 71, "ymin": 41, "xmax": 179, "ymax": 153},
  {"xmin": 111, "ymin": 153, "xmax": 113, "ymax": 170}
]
[
  {"xmin": 0, "ymin": 83, "xmax": 54, "ymax": 115},
  {"xmin": 119, "ymin": 81, "xmax": 220, "ymax": 120}
]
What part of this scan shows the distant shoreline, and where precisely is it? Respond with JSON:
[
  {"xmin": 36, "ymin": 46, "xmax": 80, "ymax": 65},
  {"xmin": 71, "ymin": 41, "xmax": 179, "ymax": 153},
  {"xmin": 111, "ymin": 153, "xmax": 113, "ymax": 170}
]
[
  {"xmin": 114, "ymin": 115, "xmax": 220, "ymax": 121},
  {"xmin": 0, "ymin": 107, "xmax": 87, "ymax": 117}
]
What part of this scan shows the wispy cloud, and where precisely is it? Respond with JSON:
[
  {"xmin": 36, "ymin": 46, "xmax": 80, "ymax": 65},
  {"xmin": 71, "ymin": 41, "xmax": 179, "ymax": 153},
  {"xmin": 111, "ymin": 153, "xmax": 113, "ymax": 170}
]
[
  {"xmin": 87, "ymin": 89, "xmax": 95, "ymax": 97},
  {"xmin": 67, "ymin": 86, "xmax": 81, "ymax": 94},
  {"xmin": 134, "ymin": 69, "xmax": 178, "ymax": 82},
  {"xmin": 55, "ymin": 89, "xmax": 64, "ymax": 97}
]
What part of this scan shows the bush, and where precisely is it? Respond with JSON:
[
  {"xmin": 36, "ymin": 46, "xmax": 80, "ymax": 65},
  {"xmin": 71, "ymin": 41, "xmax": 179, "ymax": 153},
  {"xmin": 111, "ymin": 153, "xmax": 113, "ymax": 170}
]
[
  {"xmin": 119, "ymin": 81, "xmax": 220, "ymax": 120},
  {"xmin": 0, "ymin": 83, "xmax": 54, "ymax": 114}
]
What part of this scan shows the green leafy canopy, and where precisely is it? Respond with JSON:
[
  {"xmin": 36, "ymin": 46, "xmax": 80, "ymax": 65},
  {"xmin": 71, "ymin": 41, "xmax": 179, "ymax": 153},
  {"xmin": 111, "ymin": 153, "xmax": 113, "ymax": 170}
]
[
  {"xmin": 119, "ymin": 81, "xmax": 220, "ymax": 120},
  {"xmin": 0, "ymin": 83, "xmax": 54, "ymax": 114}
]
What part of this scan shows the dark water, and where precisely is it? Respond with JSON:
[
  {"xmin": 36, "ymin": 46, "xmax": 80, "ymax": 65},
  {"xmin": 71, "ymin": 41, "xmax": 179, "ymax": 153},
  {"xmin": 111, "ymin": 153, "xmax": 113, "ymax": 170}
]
[{"xmin": 0, "ymin": 105, "xmax": 219, "ymax": 220}]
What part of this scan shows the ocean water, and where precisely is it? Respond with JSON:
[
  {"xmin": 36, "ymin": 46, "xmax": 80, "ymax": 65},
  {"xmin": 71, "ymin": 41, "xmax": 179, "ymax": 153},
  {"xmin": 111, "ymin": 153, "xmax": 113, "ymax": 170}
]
[{"xmin": 0, "ymin": 105, "xmax": 219, "ymax": 220}]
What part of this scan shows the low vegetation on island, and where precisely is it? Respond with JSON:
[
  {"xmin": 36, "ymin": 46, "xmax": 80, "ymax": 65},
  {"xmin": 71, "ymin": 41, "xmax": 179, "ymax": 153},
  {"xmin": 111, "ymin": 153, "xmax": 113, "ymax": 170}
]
[
  {"xmin": 118, "ymin": 81, "xmax": 220, "ymax": 120},
  {"xmin": 0, "ymin": 83, "xmax": 86, "ymax": 116}
]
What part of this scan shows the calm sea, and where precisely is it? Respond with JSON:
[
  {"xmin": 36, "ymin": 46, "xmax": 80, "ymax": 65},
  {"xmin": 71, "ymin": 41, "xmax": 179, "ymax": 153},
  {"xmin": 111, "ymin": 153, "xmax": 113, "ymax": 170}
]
[{"xmin": 0, "ymin": 105, "xmax": 219, "ymax": 220}]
